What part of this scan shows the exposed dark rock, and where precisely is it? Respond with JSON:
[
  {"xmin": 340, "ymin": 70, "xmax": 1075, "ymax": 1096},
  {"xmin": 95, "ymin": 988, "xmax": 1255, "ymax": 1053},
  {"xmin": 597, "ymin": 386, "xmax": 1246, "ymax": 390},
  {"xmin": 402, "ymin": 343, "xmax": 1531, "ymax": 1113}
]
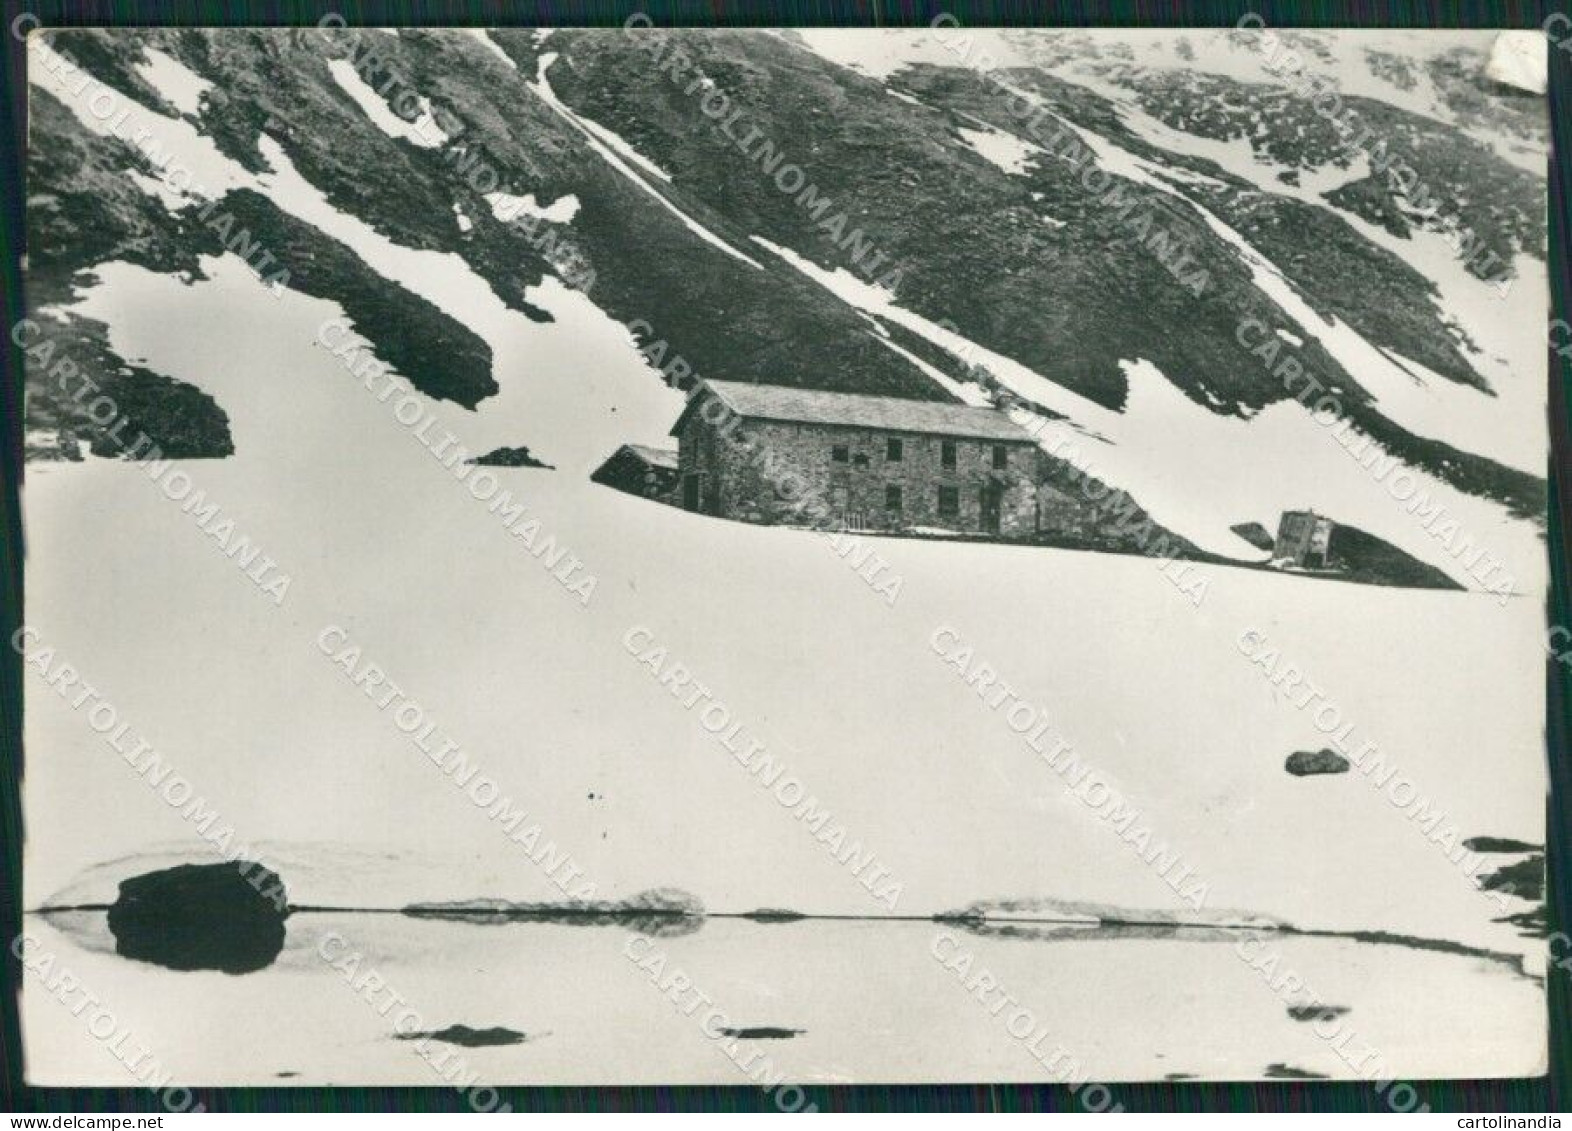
[
  {"xmin": 1285, "ymin": 749, "xmax": 1351, "ymax": 776},
  {"xmin": 718, "ymin": 1026, "xmax": 804, "ymax": 1040},
  {"xmin": 1265, "ymin": 1063, "xmax": 1329, "ymax": 1079},
  {"xmin": 1464, "ymin": 836, "xmax": 1542, "ymax": 853},
  {"xmin": 1231, "ymin": 522, "xmax": 1276, "ymax": 551},
  {"xmin": 1323, "ymin": 523, "xmax": 1468, "ymax": 590},
  {"xmin": 88, "ymin": 370, "xmax": 235, "ymax": 459},
  {"xmin": 1122, "ymin": 67, "xmax": 1542, "ymax": 285},
  {"xmin": 1287, "ymin": 1004, "xmax": 1349, "ymax": 1023},
  {"xmin": 895, "ymin": 61, "xmax": 1544, "ymax": 520},
  {"xmin": 467, "ymin": 445, "xmax": 554, "ymax": 468},
  {"xmin": 1495, "ymin": 905, "xmax": 1547, "ymax": 935},
  {"xmin": 106, "ymin": 861, "xmax": 288, "ymax": 974},
  {"xmin": 396, "ymin": 1025, "xmax": 527, "ymax": 1048},
  {"xmin": 1479, "ymin": 855, "xmax": 1544, "ymax": 902},
  {"xmin": 26, "ymin": 88, "xmax": 232, "ymax": 459}
]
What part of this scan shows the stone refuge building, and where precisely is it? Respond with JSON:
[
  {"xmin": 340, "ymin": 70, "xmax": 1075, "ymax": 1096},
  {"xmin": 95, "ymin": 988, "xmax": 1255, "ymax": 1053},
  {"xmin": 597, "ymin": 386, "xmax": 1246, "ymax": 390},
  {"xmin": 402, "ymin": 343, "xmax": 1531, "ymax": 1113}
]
[
  {"xmin": 668, "ymin": 380, "xmax": 1046, "ymax": 537},
  {"xmin": 1275, "ymin": 509, "xmax": 1336, "ymax": 568}
]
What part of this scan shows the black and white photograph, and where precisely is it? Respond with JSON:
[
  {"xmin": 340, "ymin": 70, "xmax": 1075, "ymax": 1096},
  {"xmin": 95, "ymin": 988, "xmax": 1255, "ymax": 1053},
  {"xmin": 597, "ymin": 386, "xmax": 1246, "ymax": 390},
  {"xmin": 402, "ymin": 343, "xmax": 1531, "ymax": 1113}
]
[{"xmin": 5, "ymin": 7, "xmax": 1568, "ymax": 1118}]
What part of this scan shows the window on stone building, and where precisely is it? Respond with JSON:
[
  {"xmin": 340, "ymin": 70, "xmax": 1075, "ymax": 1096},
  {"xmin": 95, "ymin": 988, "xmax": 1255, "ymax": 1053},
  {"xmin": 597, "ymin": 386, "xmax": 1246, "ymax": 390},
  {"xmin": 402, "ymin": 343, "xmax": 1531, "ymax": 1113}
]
[
  {"xmin": 993, "ymin": 445, "xmax": 1009, "ymax": 469},
  {"xmin": 941, "ymin": 440, "xmax": 956, "ymax": 469},
  {"xmin": 887, "ymin": 437, "xmax": 903, "ymax": 462},
  {"xmin": 938, "ymin": 485, "xmax": 959, "ymax": 517},
  {"xmin": 832, "ymin": 444, "xmax": 849, "ymax": 463},
  {"xmin": 886, "ymin": 485, "xmax": 903, "ymax": 511}
]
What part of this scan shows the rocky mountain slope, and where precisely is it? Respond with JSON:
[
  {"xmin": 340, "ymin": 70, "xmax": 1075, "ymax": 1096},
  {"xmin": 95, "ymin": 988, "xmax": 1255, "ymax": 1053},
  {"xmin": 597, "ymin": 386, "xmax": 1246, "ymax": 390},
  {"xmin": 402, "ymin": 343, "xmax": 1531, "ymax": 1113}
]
[{"xmin": 22, "ymin": 26, "xmax": 1548, "ymax": 585}]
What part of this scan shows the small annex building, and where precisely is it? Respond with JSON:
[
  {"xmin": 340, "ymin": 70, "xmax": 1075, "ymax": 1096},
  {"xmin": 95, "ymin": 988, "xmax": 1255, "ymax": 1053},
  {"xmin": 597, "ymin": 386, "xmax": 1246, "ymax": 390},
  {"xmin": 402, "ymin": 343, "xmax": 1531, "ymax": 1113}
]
[{"xmin": 591, "ymin": 443, "xmax": 680, "ymax": 502}]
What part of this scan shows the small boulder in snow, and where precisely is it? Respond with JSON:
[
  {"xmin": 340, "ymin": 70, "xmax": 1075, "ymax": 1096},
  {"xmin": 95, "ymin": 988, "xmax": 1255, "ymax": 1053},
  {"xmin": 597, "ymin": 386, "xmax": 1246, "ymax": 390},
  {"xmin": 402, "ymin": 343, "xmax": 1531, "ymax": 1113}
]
[
  {"xmin": 1284, "ymin": 749, "xmax": 1350, "ymax": 777},
  {"xmin": 1462, "ymin": 836, "xmax": 1540, "ymax": 854},
  {"xmin": 467, "ymin": 445, "xmax": 554, "ymax": 469},
  {"xmin": 395, "ymin": 1025, "xmax": 527, "ymax": 1047},
  {"xmin": 107, "ymin": 861, "xmax": 287, "ymax": 974},
  {"xmin": 1287, "ymin": 1004, "xmax": 1349, "ymax": 1023}
]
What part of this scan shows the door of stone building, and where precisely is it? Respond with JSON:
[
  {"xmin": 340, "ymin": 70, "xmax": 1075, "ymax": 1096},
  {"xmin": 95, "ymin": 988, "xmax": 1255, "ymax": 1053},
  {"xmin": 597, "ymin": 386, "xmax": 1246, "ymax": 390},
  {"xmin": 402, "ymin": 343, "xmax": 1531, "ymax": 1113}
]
[
  {"xmin": 830, "ymin": 485, "xmax": 850, "ymax": 527},
  {"xmin": 980, "ymin": 480, "xmax": 1003, "ymax": 534}
]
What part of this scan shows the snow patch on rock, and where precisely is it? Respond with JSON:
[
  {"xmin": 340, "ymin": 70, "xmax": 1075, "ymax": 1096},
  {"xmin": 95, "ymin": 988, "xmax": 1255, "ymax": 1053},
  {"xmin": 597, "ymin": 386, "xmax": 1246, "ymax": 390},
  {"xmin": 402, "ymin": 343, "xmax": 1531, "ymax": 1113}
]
[
  {"xmin": 1485, "ymin": 31, "xmax": 1547, "ymax": 94},
  {"xmin": 955, "ymin": 118, "xmax": 1041, "ymax": 175},
  {"xmin": 31, "ymin": 38, "xmax": 254, "ymax": 206},
  {"xmin": 485, "ymin": 191, "xmax": 581, "ymax": 225},
  {"xmin": 468, "ymin": 29, "xmax": 519, "ymax": 70},
  {"xmin": 133, "ymin": 47, "xmax": 212, "ymax": 117},
  {"xmin": 327, "ymin": 59, "xmax": 446, "ymax": 148}
]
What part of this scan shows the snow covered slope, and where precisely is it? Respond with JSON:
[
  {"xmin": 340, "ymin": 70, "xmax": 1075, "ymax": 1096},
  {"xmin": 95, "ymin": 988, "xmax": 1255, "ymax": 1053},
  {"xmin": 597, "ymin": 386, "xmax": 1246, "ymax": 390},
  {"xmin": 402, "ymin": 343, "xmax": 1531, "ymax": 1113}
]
[
  {"xmin": 25, "ymin": 243, "xmax": 1543, "ymax": 957},
  {"xmin": 22, "ymin": 28, "xmax": 1546, "ymax": 965}
]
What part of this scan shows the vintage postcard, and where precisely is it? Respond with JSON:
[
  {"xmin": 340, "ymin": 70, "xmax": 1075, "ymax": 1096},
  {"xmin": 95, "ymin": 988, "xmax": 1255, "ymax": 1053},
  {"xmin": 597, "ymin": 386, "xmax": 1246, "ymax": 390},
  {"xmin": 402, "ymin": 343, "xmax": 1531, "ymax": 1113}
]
[{"xmin": 17, "ymin": 24, "xmax": 1550, "ymax": 1101}]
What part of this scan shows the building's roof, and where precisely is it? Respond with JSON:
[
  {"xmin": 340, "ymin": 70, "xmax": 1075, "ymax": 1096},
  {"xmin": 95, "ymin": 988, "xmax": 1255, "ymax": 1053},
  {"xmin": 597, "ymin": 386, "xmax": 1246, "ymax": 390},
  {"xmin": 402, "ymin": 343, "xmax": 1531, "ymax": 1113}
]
[
  {"xmin": 618, "ymin": 443, "xmax": 679, "ymax": 469},
  {"xmin": 674, "ymin": 380, "xmax": 1038, "ymax": 444}
]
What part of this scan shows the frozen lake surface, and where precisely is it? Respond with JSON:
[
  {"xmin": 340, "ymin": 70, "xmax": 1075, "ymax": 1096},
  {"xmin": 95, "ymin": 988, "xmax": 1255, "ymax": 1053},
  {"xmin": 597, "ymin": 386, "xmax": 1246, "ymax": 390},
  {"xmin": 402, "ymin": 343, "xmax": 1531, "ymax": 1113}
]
[{"xmin": 22, "ymin": 909, "xmax": 1543, "ymax": 1086}]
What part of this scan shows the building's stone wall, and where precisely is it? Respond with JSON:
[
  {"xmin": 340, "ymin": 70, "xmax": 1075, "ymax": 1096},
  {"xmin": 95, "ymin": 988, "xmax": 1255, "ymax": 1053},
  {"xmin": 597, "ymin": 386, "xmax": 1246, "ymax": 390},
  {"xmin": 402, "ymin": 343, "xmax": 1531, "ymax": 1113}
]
[
  {"xmin": 675, "ymin": 411, "xmax": 722, "ymax": 514},
  {"xmin": 678, "ymin": 412, "xmax": 1042, "ymax": 537},
  {"xmin": 1035, "ymin": 481, "xmax": 1094, "ymax": 538}
]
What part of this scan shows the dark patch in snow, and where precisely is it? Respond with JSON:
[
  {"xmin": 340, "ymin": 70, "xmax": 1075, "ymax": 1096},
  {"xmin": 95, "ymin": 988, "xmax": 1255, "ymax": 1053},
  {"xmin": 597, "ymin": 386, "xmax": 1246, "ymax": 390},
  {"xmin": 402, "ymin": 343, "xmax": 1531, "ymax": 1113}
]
[
  {"xmin": 718, "ymin": 1026, "xmax": 803, "ymax": 1040},
  {"xmin": 106, "ymin": 861, "xmax": 288, "ymax": 974},
  {"xmin": 1265, "ymin": 1063, "xmax": 1328, "ymax": 1079},
  {"xmin": 1479, "ymin": 854, "xmax": 1544, "ymax": 902},
  {"xmin": 1287, "ymin": 1004, "xmax": 1349, "ymax": 1022},
  {"xmin": 1285, "ymin": 749, "xmax": 1351, "ymax": 776},
  {"xmin": 1495, "ymin": 905, "xmax": 1547, "ymax": 935},
  {"xmin": 396, "ymin": 1025, "xmax": 528, "ymax": 1047},
  {"xmin": 467, "ymin": 445, "xmax": 555, "ymax": 468},
  {"xmin": 1464, "ymin": 836, "xmax": 1542, "ymax": 853}
]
